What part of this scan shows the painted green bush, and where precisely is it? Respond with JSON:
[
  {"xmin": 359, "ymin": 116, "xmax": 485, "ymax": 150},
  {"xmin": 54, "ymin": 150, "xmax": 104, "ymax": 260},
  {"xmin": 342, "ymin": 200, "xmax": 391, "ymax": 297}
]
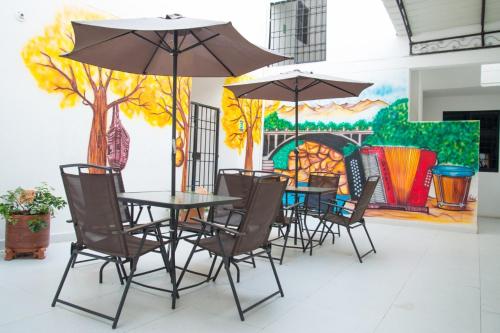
[
  {"xmin": 264, "ymin": 111, "xmax": 373, "ymax": 131},
  {"xmin": 264, "ymin": 98, "xmax": 479, "ymax": 171},
  {"xmin": 363, "ymin": 98, "xmax": 480, "ymax": 171}
]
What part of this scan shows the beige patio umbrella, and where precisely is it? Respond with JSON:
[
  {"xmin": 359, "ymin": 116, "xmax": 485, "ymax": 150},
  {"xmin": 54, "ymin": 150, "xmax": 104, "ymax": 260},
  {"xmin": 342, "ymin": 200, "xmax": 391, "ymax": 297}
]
[
  {"xmin": 224, "ymin": 70, "xmax": 373, "ymax": 184},
  {"xmin": 63, "ymin": 14, "xmax": 289, "ymax": 194}
]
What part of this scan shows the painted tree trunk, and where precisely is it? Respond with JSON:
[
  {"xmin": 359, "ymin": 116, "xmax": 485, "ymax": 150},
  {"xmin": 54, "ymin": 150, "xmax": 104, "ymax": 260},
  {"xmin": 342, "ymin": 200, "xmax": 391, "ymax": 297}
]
[
  {"xmin": 181, "ymin": 127, "xmax": 190, "ymax": 192},
  {"xmin": 87, "ymin": 89, "xmax": 108, "ymax": 169},
  {"xmin": 245, "ymin": 127, "xmax": 254, "ymax": 170}
]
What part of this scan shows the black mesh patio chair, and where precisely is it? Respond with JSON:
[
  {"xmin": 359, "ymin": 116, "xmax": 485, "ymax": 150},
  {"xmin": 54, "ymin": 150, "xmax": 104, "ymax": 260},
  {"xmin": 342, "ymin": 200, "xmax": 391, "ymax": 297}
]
[
  {"xmin": 317, "ymin": 176, "xmax": 379, "ymax": 263},
  {"xmin": 65, "ymin": 165, "xmax": 155, "ymax": 268},
  {"xmin": 302, "ymin": 173, "xmax": 341, "ymax": 254},
  {"xmin": 177, "ymin": 176, "xmax": 287, "ymax": 321},
  {"xmin": 269, "ymin": 201, "xmax": 301, "ymax": 264},
  {"xmin": 53, "ymin": 164, "xmax": 170, "ymax": 329}
]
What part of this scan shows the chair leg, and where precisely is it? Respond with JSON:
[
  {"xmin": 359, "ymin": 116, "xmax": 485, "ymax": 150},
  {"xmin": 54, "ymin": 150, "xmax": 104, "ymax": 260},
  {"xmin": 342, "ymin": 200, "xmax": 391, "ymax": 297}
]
[
  {"xmin": 346, "ymin": 227, "xmax": 363, "ymax": 263},
  {"xmin": 212, "ymin": 261, "xmax": 224, "ymax": 282},
  {"xmin": 206, "ymin": 254, "xmax": 218, "ymax": 281},
  {"xmin": 99, "ymin": 261, "xmax": 111, "ymax": 284},
  {"xmin": 112, "ymin": 258, "xmax": 137, "ymax": 329},
  {"xmin": 70, "ymin": 242, "xmax": 78, "ymax": 268},
  {"xmin": 114, "ymin": 258, "xmax": 124, "ymax": 285},
  {"xmin": 147, "ymin": 205, "xmax": 154, "ymax": 222},
  {"xmin": 159, "ymin": 245, "xmax": 171, "ymax": 279},
  {"xmin": 362, "ymin": 222, "xmax": 376, "ymax": 253},
  {"xmin": 177, "ymin": 240, "xmax": 199, "ymax": 288},
  {"xmin": 250, "ymin": 251, "xmax": 256, "ymax": 268},
  {"xmin": 52, "ymin": 252, "xmax": 77, "ymax": 307},
  {"xmin": 266, "ymin": 246, "xmax": 284, "ymax": 297},
  {"xmin": 231, "ymin": 260, "xmax": 241, "ymax": 283},
  {"xmin": 279, "ymin": 225, "xmax": 291, "ymax": 265},
  {"xmin": 224, "ymin": 257, "xmax": 245, "ymax": 321}
]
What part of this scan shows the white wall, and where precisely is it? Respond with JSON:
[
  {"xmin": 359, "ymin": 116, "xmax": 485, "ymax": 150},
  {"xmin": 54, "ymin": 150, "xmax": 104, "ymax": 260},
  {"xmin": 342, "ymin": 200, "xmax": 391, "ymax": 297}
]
[{"xmin": 3, "ymin": 0, "xmax": 500, "ymax": 245}]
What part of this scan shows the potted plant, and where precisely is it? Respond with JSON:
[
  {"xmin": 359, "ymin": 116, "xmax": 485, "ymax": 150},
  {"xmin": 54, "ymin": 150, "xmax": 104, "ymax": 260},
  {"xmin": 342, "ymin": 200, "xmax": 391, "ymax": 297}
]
[{"xmin": 0, "ymin": 183, "xmax": 66, "ymax": 260}]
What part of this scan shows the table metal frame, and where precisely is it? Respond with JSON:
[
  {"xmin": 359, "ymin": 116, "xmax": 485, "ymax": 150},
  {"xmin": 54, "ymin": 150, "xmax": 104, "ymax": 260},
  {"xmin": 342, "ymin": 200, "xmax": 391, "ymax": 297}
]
[{"xmin": 117, "ymin": 191, "xmax": 241, "ymax": 309}]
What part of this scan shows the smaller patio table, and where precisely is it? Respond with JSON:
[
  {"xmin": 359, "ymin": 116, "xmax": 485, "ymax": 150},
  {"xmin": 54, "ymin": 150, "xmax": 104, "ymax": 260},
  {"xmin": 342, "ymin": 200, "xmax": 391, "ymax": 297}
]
[
  {"xmin": 285, "ymin": 186, "xmax": 337, "ymax": 255},
  {"xmin": 117, "ymin": 191, "xmax": 241, "ymax": 309}
]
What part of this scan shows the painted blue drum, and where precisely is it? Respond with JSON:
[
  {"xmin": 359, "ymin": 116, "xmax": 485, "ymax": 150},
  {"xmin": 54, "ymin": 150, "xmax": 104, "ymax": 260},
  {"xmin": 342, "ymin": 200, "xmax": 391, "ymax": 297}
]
[{"xmin": 432, "ymin": 165, "xmax": 474, "ymax": 177}]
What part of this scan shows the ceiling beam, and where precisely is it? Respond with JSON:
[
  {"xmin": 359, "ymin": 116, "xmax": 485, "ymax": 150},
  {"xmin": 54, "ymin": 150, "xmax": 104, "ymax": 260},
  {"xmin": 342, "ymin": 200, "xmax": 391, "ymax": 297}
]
[
  {"xmin": 481, "ymin": 0, "xmax": 486, "ymax": 47},
  {"xmin": 394, "ymin": 0, "xmax": 413, "ymax": 54}
]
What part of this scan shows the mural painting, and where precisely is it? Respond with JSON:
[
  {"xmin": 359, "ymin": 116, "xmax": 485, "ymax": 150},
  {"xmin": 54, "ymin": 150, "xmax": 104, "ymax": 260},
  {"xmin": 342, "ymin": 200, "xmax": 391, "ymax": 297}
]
[
  {"xmin": 21, "ymin": 7, "xmax": 192, "ymax": 189},
  {"xmin": 222, "ymin": 76, "xmax": 278, "ymax": 169},
  {"xmin": 263, "ymin": 70, "xmax": 479, "ymax": 225}
]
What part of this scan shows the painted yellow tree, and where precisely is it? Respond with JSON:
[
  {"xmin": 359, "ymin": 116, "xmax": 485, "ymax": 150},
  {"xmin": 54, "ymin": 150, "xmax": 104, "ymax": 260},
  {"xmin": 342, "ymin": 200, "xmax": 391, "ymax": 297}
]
[
  {"xmin": 222, "ymin": 76, "xmax": 274, "ymax": 169},
  {"xmin": 129, "ymin": 76, "xmax": 192, "ymax": 191},
  {"xmin": 21, "ymin": 7, "xmax": 191, "ymax": 179}
]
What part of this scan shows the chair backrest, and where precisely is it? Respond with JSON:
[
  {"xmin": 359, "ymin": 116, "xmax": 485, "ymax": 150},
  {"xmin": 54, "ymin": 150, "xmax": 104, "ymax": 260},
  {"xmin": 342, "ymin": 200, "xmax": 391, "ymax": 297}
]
[
  {"xmin": 231, "ymin": 176, "xmax": 287, "ymax": 255},
  {"xmin": 350, "ymin": 176, "xmax": 379, "ymax": 223},
  {"xmin": 306, "ymin": 173, "xmax": 340, "ymax": 212},
  {"xmin": 60, "ymin": 164, "xmax": 129, "ymax": 257},
  {"xmin": 111, "ymin": 169, "xmax": 133, "ymax": 223}
]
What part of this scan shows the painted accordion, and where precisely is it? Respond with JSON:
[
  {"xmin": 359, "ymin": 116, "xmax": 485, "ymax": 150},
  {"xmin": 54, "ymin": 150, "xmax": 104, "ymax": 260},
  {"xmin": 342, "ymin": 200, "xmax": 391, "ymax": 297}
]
[{"xmin": 355, "ymin": 146, "xmax": 437, "ymax": 211}]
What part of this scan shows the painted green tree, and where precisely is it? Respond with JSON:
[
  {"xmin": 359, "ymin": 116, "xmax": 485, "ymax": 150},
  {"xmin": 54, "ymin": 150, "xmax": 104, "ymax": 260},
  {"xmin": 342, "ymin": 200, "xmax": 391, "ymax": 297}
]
[{"xmin": 363, "ymin": 98, "xmax": 479, "ymax": 170}]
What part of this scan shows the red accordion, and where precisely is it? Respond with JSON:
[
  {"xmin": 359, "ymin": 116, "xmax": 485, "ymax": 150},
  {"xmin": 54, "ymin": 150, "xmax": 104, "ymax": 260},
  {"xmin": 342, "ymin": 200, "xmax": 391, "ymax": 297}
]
[{"xmin": 359, "ymin": 146, "xmax": 436, "ymax": 211}]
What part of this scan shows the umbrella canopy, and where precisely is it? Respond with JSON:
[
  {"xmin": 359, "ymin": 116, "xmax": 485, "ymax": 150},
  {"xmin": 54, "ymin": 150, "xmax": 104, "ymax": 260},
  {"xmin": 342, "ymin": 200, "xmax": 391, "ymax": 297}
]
[
  {"xmin": 64, "ymin": 14, "xmax": 287, "ymax": 77},
  {"xmin": 64, "ymin": 14, "xmax": 289, "ymax": 194},
  {"xmin": 224, "ymin": 70, "xmax": 373, "ymax": 101},
  {"xmin": 224, "ymin": 70, "xmax": 373, "ymax": 184}
]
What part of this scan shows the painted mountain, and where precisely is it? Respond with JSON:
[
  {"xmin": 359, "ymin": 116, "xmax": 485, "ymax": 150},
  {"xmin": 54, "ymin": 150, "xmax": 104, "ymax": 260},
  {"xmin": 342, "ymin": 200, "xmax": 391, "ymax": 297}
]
[{"xmin": 274, "ymin": 99, "xmax": 389, "ymax": 124}]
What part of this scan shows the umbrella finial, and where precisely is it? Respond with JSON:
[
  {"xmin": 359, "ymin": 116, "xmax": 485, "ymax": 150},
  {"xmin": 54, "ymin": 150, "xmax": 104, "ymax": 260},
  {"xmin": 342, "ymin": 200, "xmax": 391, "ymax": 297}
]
[{"xmin": 165, "ymin": 14, "xmax": 183, "ymax": 19}]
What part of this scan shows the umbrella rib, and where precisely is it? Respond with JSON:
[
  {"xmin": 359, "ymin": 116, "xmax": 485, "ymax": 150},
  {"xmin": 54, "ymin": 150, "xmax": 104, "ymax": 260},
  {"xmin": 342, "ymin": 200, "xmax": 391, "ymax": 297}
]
[
  {"xmin": 63, "ymin": 30, "xmax": 132, "ymax": 55},
  {"xmin": 178, "ymin": 31, "xmax": 188, "ymax": 49},
  {"xmin": 320, "ymin": 80, "xmax": 357, "ymax": 96},
  {"xmin": 142, "ymin": 31, "xmax": 169, "ymax": 74},
  {"xmin": 154, "ymin": 31, "xmax": 173, "ymax": 51},
  {"xmin": 131, "ymin": 31, "xmax": 173, "ymax": 53},
  {"xmin": 298, "ymin": 79, "xmax": 321, "ymax": 93},
  {"xmin": 178, "ymin": 32, "xmax": 220, "ymax": 53},
  {"xmin": 235, "ymin": 81, "xmax": 275, "ymax": 98},
  {"xmin": 273, "ymin": 80, "xmax": 295, "ymax": 92},
  {"xmin": 190, "ymin": 30, "xmax": 235, "ymax": 76}
]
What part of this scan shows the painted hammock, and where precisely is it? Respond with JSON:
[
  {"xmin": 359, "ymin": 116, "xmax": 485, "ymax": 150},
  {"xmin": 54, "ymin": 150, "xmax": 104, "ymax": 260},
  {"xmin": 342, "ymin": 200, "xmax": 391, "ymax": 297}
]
[{"xmin": 107, "ymin": 105, "xmax": 130, "ymax": 170}]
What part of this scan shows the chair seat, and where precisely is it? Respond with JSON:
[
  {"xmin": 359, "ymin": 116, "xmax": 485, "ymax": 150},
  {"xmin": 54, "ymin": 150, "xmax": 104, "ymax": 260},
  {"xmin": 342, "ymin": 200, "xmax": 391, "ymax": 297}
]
[
  {"xmin": 212, "ymin": 213, "xmax": 243, "ymax": 227},
  {"xmin": 196, "ymin": 233, "xmax": 237, "ymax": 256},
  {"xmin": 274, "ymin": 215, "xmax": 293, "ymax": 226},
  {"xmin": 323, "ymin": 213, "xmax": 351, "ymax": 226},
  {"xmin": 179, "ymin": 221, "xmax": 211, "ymax": 234},
  {"xmin": 124, "ymin": 235, "xmax": 161, "ymax": 257}
]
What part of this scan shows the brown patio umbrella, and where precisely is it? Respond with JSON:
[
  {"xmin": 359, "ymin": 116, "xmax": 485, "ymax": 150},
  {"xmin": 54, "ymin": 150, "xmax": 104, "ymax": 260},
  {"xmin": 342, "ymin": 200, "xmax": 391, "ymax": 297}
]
[
  {"xmin": 63, "ymin": 14, "xmax": 288, "ymax": 194},
  {"xmin": 224, "ymin": 70, "xmax": 373, "ymax": 184}
]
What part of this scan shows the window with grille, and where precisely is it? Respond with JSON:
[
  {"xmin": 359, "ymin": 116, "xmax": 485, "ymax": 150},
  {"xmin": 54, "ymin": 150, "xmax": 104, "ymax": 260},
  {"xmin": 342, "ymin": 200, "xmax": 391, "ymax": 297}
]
[{"xmin": 269, "ymin": 0, "xmax": 327, "ymax": 66}]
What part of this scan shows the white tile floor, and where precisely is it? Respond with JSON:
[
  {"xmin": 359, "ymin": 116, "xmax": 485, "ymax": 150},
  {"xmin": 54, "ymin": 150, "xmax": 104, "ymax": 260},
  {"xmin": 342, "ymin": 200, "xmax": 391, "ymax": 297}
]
[{"xmin": 1, "ymin": 217, "xmax": 500, "ymax": 333}]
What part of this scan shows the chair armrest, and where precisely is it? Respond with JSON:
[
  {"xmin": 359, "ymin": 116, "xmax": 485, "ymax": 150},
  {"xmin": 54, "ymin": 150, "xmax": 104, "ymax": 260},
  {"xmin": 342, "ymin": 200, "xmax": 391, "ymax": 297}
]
[
  {"xmin": 123, "ymin": 218, "xmax": 170, "ymax": 234},
  {"xmin": 191, "ymin": 217, "xmax": 245, "ymax": 236},
  {"xmin": 320, "ymin": 201, "xmax": 354, "ymax": 212},
  {"xmin": 283, "ymin": 202, "xmax": 301, "ymax": 210},
  {"xmin": 222, "ymin": 207, "xmax": 247, "ymax": 216},
  {"xmin": 336, "ymin": 197, "xmax": 356, "ymax": 205}
]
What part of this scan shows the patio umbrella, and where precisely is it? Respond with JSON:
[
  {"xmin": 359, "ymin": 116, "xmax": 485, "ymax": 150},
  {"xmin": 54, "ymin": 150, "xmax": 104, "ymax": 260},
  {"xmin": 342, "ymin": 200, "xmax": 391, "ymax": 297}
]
[
  {"xmin": 224, "ymin": 70, "xmax": 373, "ymax": 184},
  {"xmin": 63, "ymin": 14, "xmax": 288, "ymax": 194}
]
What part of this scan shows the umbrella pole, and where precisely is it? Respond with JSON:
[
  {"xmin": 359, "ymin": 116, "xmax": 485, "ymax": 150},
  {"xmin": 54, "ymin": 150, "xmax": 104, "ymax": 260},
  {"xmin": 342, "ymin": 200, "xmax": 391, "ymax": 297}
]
[
  {"xmin": 294, "ymin": 81, "xmax": 299, "ymax": 186},
  {"xmin": 171, "ymin": 31, "xmax": 178, "ymax": 196}
]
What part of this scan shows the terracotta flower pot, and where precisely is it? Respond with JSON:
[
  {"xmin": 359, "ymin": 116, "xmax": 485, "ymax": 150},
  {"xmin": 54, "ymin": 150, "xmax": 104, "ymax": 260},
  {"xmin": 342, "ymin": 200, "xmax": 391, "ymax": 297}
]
[{"xmin": 4, "ymin": 213, "xmax": 50, "ymax": 260}]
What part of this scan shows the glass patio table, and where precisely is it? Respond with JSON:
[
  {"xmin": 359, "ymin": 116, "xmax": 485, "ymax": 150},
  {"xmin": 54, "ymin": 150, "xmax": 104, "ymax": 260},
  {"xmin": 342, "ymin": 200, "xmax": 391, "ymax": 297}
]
[
  {"xmin": 285, "ymin": 186, "xmax": 337, "ymax": 255},
  {"xmin": 117, "ymin": 191, "xmax": 241, "ymax": 309}
]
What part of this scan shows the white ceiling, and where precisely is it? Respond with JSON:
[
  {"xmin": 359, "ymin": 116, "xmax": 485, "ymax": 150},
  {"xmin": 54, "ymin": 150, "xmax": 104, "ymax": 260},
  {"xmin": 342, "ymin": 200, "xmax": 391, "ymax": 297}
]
[{"xmin": 381, "ymin": 0, "xmax": 500, "ymax": 41}]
